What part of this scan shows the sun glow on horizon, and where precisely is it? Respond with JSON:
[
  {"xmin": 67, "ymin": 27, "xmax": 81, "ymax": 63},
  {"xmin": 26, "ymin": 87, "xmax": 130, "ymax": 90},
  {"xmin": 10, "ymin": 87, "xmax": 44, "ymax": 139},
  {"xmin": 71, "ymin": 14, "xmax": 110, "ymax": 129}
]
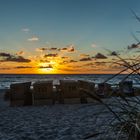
[{"xmin": 37, "ymin": 60, "xmax": 60, "ymax": 74}]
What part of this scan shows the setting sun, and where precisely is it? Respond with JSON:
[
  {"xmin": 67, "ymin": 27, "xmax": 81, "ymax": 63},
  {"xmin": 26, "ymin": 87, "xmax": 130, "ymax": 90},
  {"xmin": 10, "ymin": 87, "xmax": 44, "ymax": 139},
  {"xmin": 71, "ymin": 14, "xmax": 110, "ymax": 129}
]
[
  {"xmin": 37, "ymin": 60, "xmax": 60, "ymax": 74},
  {"xmin": 1, "ymin": 0, "xmax": 140, "ymax": 139},
  {"xmin": 0, "ymin": 0, "xmax": 139, "ymax": 75}
]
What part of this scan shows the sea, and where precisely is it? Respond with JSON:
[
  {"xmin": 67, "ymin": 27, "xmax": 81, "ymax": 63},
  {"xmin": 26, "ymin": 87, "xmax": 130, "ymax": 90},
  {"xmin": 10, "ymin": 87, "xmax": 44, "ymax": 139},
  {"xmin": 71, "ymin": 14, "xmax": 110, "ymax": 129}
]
[{"xmin": 0, "ymin": 74, "xmax": 140, "ymax": 89}]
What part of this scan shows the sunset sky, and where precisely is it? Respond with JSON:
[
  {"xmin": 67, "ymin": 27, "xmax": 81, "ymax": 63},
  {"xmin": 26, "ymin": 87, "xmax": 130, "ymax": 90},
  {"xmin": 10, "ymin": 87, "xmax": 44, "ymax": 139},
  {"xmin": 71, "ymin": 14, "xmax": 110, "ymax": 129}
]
[{"xmin": 0, "ymin": 0, "xmax": 140, "ymax": 74}]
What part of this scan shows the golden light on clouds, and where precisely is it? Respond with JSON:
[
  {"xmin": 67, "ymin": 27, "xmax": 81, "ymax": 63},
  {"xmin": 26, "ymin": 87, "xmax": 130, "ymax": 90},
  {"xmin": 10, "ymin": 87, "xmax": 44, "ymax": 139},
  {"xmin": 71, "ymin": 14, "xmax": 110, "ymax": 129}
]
[
  {"xmin": 37, "ymin": 60, "xmax": 60, "ymax": 74},
  {"xmin": 0, "ymin": 42, "xmax": 134, "ymax": 74}
]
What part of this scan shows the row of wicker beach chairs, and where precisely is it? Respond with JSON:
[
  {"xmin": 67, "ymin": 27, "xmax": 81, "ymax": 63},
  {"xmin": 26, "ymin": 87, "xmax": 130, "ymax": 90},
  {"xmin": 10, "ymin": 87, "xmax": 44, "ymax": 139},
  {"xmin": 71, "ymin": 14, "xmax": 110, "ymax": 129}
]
[{"xmin": 6, "ymin": 80, "xmax": 136, "ymax": 106}]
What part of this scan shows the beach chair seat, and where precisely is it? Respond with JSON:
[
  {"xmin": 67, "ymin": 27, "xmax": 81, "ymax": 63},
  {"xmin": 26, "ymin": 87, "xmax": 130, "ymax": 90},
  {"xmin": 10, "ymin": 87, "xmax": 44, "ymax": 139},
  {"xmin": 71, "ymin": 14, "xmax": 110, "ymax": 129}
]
[
  {"xmin": 10, "ymin": 82, "xmax": 32, "ymax": 106},
  {"xmin": 119, "ymin": 81, "xmax": 134, "ymax": 96},
  {"xmin": 59, "ymin": 80, "xmax": 81, "ymax": 104},
  {"xmin": 33, "ymin": 80, "xmax": 54, "ymax": 105}
]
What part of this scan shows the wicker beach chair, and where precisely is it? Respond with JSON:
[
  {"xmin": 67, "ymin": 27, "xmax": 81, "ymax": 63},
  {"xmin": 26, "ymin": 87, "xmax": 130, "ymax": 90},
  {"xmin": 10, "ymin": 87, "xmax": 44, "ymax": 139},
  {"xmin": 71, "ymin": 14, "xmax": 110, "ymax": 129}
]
[
  {"xmin": 96, "ymin": 83, "xmax": 112, "ymax": 98},
  {"xmin": 78, "ymin": 80, "xmax": 95, "ymax": 91},
  {"xmin": 10, "ymin": 82, "xmax": 32, "ymax": 106},
  {"xmin": 58, "ymin": 80, "xmax": 81, "ymax": 104},
  {"xmin": 33, "ymin": 80, "xmax": 54, "ymax": 105},
  {"xmin": 119, "ymin": 81, "xmax": 134, "ymax": 96},
  {"xmin": 78, "ymin": 80, "xmax": 95, "ymax": 103}
]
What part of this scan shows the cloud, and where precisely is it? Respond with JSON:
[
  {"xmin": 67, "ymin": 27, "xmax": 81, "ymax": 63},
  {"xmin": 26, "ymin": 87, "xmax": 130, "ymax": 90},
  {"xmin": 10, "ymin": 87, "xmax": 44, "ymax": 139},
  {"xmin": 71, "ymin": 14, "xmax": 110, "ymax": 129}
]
[
  {"xmin": 94, "ymin": 53, "xmax": 107, "ymax": 59},
  {"xmin": 60, "ymin": 47, "xmax": 68, "ymax": 51},
  {"xmin": 49, "ymin": 47, "xmax": 58, "ymax": 51},
  {"xmin": 0, "ymin": 67, "xmax": 11, "ymax": 70},
  {"xmin": 59, "ymin": 60, "xmax": 69, "ymax": 64},
  {"xmin": 60, "ymin": 44, "xmax": 75, "ymax": 52},
  {"xmin": 67, "ymin": 47, "xmax": 74, "ymax": 52},
  {"xmin": 22, "ymin": 28, "xmax": 30, "ymax": 32},
  {"xmin": 40, "ymin": 59, "xmax": 50, "ymax": 63},
  {"xmin": 58, "ymin": 67, "xmax": 81, "ymax": 72},
  {"xmin": 0, "ymin": 66, "xmax": 33, "ymax": 70},
  {"xmin": 95, "ymin": 61, "xmax": 107, "ymax": 66},
  {"xmin": 61, "ymin": 56, "xmax": 69, "ymax": 59},
  {"xmin": 37, "ymin": 44, "xmax": 75, "ymax": 53},
  {"xmin": 69, "ymin": 60, "xmax": 77, "ymax": 63},
  {"xmin": 79, "ymin": 57, "xmax": 92, "ymax": 61},
  {"xmin": 59, "ymin": 59, "xmax": 77, "ymax": 65},
  {"xmin": 39, "ymin": 59, "xmax": 50, "ymax": 63},
  {"xmin": 109, "ymin": 51, "xmax": 119, "ymax": 56},
  {"xmin": 44, "ymin": 53, "xmax": 58, "ymax": 57},
  {"xmin": 16, "ymin": 51, "xmax": 24, "ymax": 55},
  {"xmin": 0, "ymin": 52, "xmax": 31, "ymax": 63},
  {"xmin": 83, "ymin": 62, "xmax": 107, "ymax": 67},
  {"xmin": 15, "ymin": 66, "xmax": 33, "ymax": 69},
  {"xmin": 28, "ymin": 36, "xmax": 39, "ymax": 41},
  {"xmin": 5, "ymin": 56, "xmax": 31, "ymax": 63},
  {"xmin": 36, "ymin": 47, "xmax": 59, "ymax": 52},
  {"xmin": 66, "ymin": 44, "xmax": 74, "ymax": 48},
  {"xmin": 36, "ymin": 48, "xmax": 47, "ymax": 52},
  {"xmin": 80, "ymin": 54, "xmax": 90, "ymax": 58},
  {"xmin": 0, "ymin": 52, "xmax": 11, "ymax": 57},
  {"xmin": 84, "ymin": 63, "xmax": 94, "ymax": 66},
  {"xmin": 128, "ymin": 43, "xmax": 140, "ymax": 50},
  {"xmin": 38, "ymin": 64, "xmax": 53, "ymax": 69},
  {"xmin": 109, "ymin": 64, "xmax": 124, "ymax": 70}
]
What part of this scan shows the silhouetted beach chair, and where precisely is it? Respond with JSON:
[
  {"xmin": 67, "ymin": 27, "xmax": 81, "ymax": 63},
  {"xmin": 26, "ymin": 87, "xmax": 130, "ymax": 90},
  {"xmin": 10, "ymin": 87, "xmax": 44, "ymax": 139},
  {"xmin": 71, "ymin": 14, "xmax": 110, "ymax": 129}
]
[
  {"xmin": 119, "ymin": 81, "xmax": 134, "ymax": 96},
  {"xmin": 10, "ymin": 82, "xmax": 32, "ymax": 106},
  {"xmin": 33, "ymin": 80, "xmax": 54, "ymax": 105},
  {"xmin": 78, "ymin": 80, "xmax": 95, "ymax": 103},
  {"xmin": 96, "ymin": 83, "xmax": 112, "ymax": 98},
  {"xmin": 78, "ymin": 80, "xmax": 95, "ymax": 91},
  {"xmin": 58, "ymin": 80, "xmax": 81, "ymax": 104}
]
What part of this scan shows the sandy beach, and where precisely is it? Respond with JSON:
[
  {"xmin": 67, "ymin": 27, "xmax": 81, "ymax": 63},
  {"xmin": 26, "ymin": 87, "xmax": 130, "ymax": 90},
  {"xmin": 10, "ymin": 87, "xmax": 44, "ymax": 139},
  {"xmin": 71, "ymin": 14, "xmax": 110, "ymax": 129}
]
[
  {"xmin": 0, "ymin": 0, "xmax": 139, "ymax": 139},
  {"xmin": 0, "ymin": 89, "xmax": 126, "ymax": 140}
]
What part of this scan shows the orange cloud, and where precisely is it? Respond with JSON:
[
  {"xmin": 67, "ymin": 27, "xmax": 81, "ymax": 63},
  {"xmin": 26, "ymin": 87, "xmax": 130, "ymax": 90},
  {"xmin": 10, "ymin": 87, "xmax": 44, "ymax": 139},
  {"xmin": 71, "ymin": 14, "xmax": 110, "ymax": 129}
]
[
  {"xmin": 0, "ymin": 52, "xmax": 31, "ymax": 63},
  {"xmin": 79, "ymin": 57, "xmax": 92, "ymax": 61},
  {"xmin": 44, "ymin": 53, "xmax": 58, "ymax": 57}
]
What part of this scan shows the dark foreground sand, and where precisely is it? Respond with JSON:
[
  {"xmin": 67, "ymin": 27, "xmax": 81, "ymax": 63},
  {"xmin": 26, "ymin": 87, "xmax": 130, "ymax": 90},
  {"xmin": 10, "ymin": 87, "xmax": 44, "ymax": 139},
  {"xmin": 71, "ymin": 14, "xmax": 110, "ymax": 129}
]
[{"xmin": 0, "ymin": 90, "xmax": 126, "ymax": 140}]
